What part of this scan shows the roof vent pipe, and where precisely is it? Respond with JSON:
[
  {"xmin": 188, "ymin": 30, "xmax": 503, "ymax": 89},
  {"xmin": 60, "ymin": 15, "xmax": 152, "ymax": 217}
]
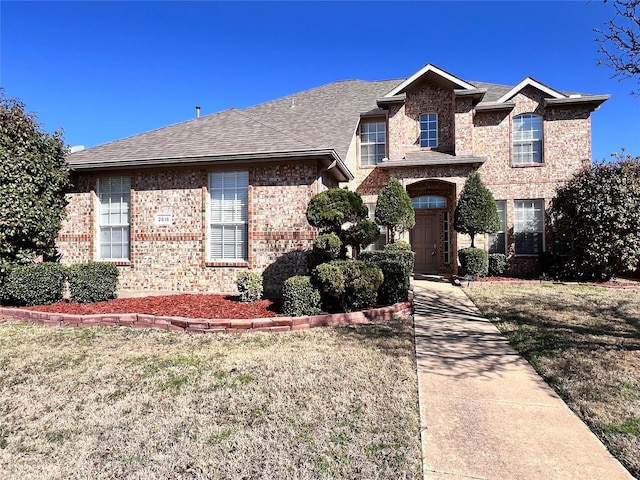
[{"xmin": 195, "ymin": 105, "xmax": 201, "ymax": 118}]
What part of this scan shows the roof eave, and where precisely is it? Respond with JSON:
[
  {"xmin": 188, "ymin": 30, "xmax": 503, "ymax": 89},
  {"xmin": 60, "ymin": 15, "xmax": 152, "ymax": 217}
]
[
  {"xmin": 544, "ymin": 95, "xmax": 610, "ymax": 110},
  {"xmin": 67, "ymin": 149, "xmax": 354, "ymax": 181},
  {"xmin": 384, "ymin": 64, "xmax": 477, "ymax": 97},
  {"xmin": 454, "ymin": 88, "xmax": 487, "ymax": 103},
  {"xmin": 376, "ymin": 94, "xmax": 406, "ymax": 106},
  {"xmin": 474, "ymin": 102, "xmax": 516, "ymax": 112}
]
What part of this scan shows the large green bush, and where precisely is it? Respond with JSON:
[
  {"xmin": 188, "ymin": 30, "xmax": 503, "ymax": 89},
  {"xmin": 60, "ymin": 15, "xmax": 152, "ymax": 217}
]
[
  {"xmin": 361, "ymin": 249, "xmax": 415, "ymax": 305},
  {"xmin": 383, "ymin": 241, "xmax": 412, "ymax": 251},
  {"xmin": 374, "ymin": 178, "xmax": 415, "ymax": 242},
  {"xmin": 306, "ymin": 188, "xmax": 379, "ymax": 258},
  {"xmin": 551, "ymin": 153, "xmax": 640, "ymax": 280},
  {"xmin": 313, "ymin": 260, "xmax": 383, "ymax": 312},
  {"xmin": 236, "ymin": 270, "xmax": 263, "ymax": 303},
  {"xmin": 454, "ymin": 172, "xmax": 500, "ymax": 248},
  {"xmin": 282, "ymin": 276, "xmax": 322, "ymax": 317},
  {"xmin": 458, "ymin": 248, "xmax": 489, "ymax": 277},
  {"xmin": 5, "ymin": 262, "xmax": 67, "ymax": 306},
  {"xmin": 68, "ymin": 263, "xmax": 119, "ymax": 304},
  {"xmin": 488, "ymin": 253, "xmax": 507, "ymax": 277}
]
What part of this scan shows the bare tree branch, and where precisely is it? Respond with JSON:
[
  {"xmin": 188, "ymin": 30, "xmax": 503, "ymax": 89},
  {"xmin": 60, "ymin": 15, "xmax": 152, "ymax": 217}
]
[{"xmin": 595, "ymin": 0, "xmax": 640, "ymax": 96}]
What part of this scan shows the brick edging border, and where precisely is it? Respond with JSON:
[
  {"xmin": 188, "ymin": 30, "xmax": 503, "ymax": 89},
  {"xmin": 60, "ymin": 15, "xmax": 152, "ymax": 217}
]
[{"xmin": 0, "ymin": 301, "xmax": 414, "ymax": 334}]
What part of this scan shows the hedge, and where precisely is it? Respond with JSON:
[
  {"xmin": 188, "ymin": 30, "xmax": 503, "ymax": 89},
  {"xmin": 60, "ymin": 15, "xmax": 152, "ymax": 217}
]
[
  {"xmin": 68, "ymin": 262, "xmax": 119, "ymax": 304},
  {"xmin": 488, "ymin": 253, "xmax": 507, "ymax": 277},
  {"xmin": 5, "ymin": 262, "xmax": 67, "ymax": 306},
  {"xmin": 282, "ymin": 275, "xmax": 322, "ymax": 317},
  {"xmin": 313, "ymin": 260, "xmax": 383, "ymax": 312}
]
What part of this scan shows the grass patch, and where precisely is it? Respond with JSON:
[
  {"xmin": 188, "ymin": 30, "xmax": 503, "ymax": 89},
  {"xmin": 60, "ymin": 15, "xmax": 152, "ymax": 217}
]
[
  {"xmin": 0, "ymin": 318, "xmax": 421, "ymax": 479},
  {"xmin": 466, "ymin": 284, "xmax": 640, "ymax": 478}
]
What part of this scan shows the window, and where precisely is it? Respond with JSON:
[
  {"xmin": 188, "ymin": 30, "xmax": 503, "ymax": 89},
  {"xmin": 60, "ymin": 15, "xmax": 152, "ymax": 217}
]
[
  {"xmin": 360, "ymin": 121, "xmax": 386, "ymax": 166},
  {"xmin": 365, "ymin": 203, "xmax": 387, "ymax": 251},
  {"xmin": 98, "ymin": 176, "xmax": 130, "ymax": 261},
  {"xmin": 209, "ymin": 171, "xmax": 248, "ymax": 261},
  {"xmin": 419, "ymin": 113, "xmax": 437, "ymax": 148},
  {"xmin": 412, "ymin": 196, "xmax": 446, "ymax": 209},
  {"xmin": 489, "ymin": 200, "xmax": 506, "ymax": 254},
  {"xmin": 513, "ymin": 114, "xmax": 543, "ymax": 165},
  {"xmin": 514, "ymin": 199, "xmax": 544, "ymax": 255}
]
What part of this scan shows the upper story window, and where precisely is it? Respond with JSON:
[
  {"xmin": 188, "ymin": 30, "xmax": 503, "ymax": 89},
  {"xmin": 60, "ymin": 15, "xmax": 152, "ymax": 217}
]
[
  {"xmin": 419, "ymin": 113, "xmax": 438, "ymax": 148},
  {"xmin": 98, "ymin": 176, "xmax": 130, "ymax": 261},
  {"xmin": 513, "ymin": 114, "xmax": 543, "ymax": 165},
  {"xmin": 412, "ymin": 195, "xmax": 446, "ymax": 209},
  {"xmin": 209, "ymin": 171, "xmax": 248, "ymax": 262},
  {"xmin": 360, "ymin": 120, "xmax": 386, "ymax": 166}
]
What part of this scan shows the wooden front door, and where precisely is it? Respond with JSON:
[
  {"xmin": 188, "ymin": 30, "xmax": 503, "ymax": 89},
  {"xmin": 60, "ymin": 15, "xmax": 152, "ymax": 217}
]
[{"xmin": 412, "ymin": 212, "xmax": 439, "ymax": 273}]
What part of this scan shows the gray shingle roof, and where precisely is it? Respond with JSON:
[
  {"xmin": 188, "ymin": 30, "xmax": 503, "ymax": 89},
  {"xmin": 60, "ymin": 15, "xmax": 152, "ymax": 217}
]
[{"xmin": 66, "ymin": 73, "xmax": 604, "ymax": 171}]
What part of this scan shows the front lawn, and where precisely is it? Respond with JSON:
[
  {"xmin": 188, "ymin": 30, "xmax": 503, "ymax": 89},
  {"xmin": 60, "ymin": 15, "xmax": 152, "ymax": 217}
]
[
  {"xmin": 466, "ymin": 284, "xmax": 640, "ymax": 478},
  {"xmin": 0, "ymin": 319, "xmax": 421, "ymax": 479}
]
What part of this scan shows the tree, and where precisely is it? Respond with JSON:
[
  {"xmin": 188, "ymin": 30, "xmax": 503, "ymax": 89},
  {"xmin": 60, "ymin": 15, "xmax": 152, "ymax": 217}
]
[
  {"xmin": 595, "ymin": 0, "xmax": 640, "ymax": 95},
  {"xmin": 375, "ymin": 177, "xmax": 415, "ymax": 243},
  {"xmin": 306, "ymin": 187, "xmax": 379, "ymax": 258},
  {"xmin": 550, "ymin": 152, "xmax": 640, "ymax": 280},
  {"xmin": 453, "ymin": 172, "xmax": 500, "ymax": 248},
  {"xmin": 0, "ymin": 92, "xmax": 70, "ymax": 265}
]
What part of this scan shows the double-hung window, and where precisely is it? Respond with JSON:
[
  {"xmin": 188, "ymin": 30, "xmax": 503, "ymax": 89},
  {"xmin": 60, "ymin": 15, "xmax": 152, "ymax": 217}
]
[
  {"xmin": 360, "ymin": 121, "xmax": 386, "ymax": 166},
  {"xmin": 209, "ymin": 171, "xmax": 248, "ymax": 261},
  {"xmin": 513, "ymin": 114, "xmax": 543, "ymax": 165},
  {"xmin": 514, "ymin": 199, "xmax": 544, "ymax": 255},
  {"xmin": 98, "ymin": 176, "xmax": 130, "ymax": 261},
  {"xmin": 419, "ymin": 113, "xmax": 438, "ymax": 148},
  {"xmin": 489, "ymin": 200, "xmax": 507, "ymax": 254}
]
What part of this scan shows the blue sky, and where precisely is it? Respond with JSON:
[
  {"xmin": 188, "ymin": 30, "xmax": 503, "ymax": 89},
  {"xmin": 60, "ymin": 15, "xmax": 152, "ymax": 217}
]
[{"xmin": 1, "ymin": 1, "xmax": 639, "ymax": 161}]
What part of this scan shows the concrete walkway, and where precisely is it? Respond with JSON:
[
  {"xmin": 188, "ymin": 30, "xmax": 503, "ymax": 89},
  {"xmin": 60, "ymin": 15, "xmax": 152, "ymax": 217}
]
[{"xmin": 413, "ymin": 279, "xmax": 634, "ymax": 480}]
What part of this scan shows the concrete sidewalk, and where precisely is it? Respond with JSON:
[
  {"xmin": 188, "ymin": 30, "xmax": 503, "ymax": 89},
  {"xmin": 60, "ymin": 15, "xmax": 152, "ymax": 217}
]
[{"xmin": 413, "ymin": 279, "xmax": 634, "ymax": 480}]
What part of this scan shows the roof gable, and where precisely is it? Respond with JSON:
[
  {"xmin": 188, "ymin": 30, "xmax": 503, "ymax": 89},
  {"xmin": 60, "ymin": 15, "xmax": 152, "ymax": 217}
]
[
  {"xmin": 495, "ymin": 77, "xmax": 566, "ymax": 103},
  {"xmin": 384, "ymin": 64, "xmax": 476, "ymax": 97}
]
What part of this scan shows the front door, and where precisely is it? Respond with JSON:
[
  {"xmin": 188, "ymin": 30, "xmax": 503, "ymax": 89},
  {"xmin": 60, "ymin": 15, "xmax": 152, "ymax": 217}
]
[{"xmin": 412, "ymin": 212, "xmax": 439, "ymax": 273}]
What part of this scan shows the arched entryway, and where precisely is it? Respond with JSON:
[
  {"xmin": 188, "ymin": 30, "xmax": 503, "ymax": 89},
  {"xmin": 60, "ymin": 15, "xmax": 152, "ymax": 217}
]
[{"xmin": 407, "ymin": 180, "xmax": 457, "ymax": 275}]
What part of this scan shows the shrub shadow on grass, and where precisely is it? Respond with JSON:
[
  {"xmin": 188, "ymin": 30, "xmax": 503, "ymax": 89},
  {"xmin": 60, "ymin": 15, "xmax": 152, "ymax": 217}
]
[{"xmin": 334, "ymin": 318, "xmax": 415, "ymax": 359}]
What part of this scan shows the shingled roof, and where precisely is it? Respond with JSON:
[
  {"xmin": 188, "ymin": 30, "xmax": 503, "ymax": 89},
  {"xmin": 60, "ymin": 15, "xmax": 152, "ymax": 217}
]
[{"xmin": 66, "ymin": 68, "xmax": 606, "ymax": 172}]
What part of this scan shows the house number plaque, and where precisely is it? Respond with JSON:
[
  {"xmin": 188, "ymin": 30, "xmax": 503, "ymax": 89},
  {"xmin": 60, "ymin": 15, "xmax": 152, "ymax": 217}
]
[{"xmin": 154, "ymin": 213, "xmax": 173, "ymax": 226}]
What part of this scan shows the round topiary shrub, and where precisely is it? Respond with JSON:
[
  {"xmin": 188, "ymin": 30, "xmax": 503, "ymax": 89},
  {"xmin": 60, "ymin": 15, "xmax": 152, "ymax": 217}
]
[
  {"xmin": 488, "ymin": 253, "xmax": 507, "ymax": 277},
  {"xmin": 458, "ymin": 248, "xmax": 489, "ymax": 277}
]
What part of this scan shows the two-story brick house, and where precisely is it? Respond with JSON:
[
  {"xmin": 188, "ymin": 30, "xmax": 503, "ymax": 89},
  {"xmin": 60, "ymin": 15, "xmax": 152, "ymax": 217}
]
[{"xmin": 59, "ymin": 64, "xmax": 608, "ymax": 294}]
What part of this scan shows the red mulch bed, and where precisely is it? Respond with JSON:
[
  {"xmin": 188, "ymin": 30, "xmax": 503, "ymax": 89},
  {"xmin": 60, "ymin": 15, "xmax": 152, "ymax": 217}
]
[{"xmin": 25, "ymin": 294, "xmax": 281, "ymax": 319}]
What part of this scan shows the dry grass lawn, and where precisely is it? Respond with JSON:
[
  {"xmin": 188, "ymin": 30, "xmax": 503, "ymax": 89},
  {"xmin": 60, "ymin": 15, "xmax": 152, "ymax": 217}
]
[
  {"xmin": 466, "ymin": 284, "xmax": 640, "ymax": 478},
  {"xmin": 0, "ymin": 319, "xmax": 421, "ymax": 479}
]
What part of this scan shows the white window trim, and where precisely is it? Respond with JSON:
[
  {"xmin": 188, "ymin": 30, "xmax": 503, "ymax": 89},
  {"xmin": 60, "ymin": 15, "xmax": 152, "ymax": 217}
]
[
  {"xmin": 489, "ymin": 200, "xmax": 507, "ymax": 255},
  {"xmin": 419, "ymin": 113, "xmax": 438, "ymax": 148},
  {"xmin": 514, "ymin": 199, "xmax": 545, "ymax": 255},
  {"xmin": 360, "ymin": 120, "xmax": 386, "ymax": 166},
  {"xmin": 208, "ymin": 171, "xmax": 249, "ymax": 263},
  {"xmin": 513, "ymin": 113, "xmax": 544, "ymax": 165},
  {"xmin": 97, "ymin": 176, "xmax": 131, "ymax": 262}
]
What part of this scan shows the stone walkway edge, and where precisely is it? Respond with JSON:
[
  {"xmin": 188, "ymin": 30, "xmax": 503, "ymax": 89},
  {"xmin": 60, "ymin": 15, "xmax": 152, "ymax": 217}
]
[{"xmin": 0, "ymin": 301, "xmax": 413, "ymax": 334}]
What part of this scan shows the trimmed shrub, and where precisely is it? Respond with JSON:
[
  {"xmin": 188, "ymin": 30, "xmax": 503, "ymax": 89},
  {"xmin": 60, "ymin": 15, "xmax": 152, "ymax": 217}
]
[
  {"xmin": 237, "ymin": 270, "xmax": 263, "ymax": 303},
  {"xmin": 539, "ymin": 252, "xmax": 565, "ymax": 279},
  {"xmin": 313, "ymin": 260, "xmax": 383, "ymax": 312},
  {"xmin": 5, "ymin": 262, "xmax": 67, "ymax": 306},
  {"xmin": 458, "ymin": 248, "xmax": 489, "ymax": 277},
  {"xmin": 282, "ymin": 276, "xmax": 322, "ymax": 317},
  {"xmin": 306, "ymin": 232, "xmax": 342, "ymax": 270},
  {"xmin": 0, "ymin": 262, "xmax": 15, "ymax": 304},
  {"xmin": 488, "ymin": 253, "xmax": 507, "ymax": 277},
  {"xmin": 68, "ymin": 262, "xmax": 119, "ymax": 304},
  {"xmin": 384, "ymin": 241, "xmax": 412, "ymax": 251},
  {"xmin": 361, "ymin": 249, "xmax": 415, "ymax": 305}
]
